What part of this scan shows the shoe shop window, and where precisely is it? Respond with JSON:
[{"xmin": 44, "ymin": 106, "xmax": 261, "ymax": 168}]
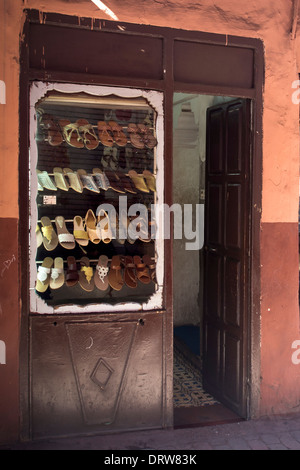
[{"xmin": 29, "ymin": 83, "xmax": 164, "ymax": 314}]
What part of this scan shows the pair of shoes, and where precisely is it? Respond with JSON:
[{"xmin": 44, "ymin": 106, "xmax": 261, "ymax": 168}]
[
  {"xmin": 35, "ymin": 257, "xmax": 64, "ymax": 292},
  {"xmin": 59, "ymin": 118, "xmax": 99, "ymax": 150},
  {"xmin": 66, "ymin": 255, "xmax": 109, "ymax": 292},
  {"xmin": 108, "ymin": 254, "xmax": 156, "ymax": 290},
  {"xmin": 128, "ymin": 169, "xmax": 156, "ymax": 193},
  {"xmin": 39, "ymin": 216, "xmax": 75, "ymax": 251},
  {"xmin": 127, "ymin": 123, "xmax": 157, "ymax": 149},
  {"xmin": 98, "ymin": 121, "xmax": 127, "ymax": 147}
]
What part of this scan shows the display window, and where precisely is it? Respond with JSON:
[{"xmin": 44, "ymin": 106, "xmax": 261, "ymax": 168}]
[{"xmin": 29, "ymin": 83, "xmax": 164, "ymax": 314}]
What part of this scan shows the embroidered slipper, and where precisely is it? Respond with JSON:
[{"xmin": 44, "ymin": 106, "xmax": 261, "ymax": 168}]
[
  {"xmin": 124, "ymin": 255, "xmax": 138, "ymax": 288},
  {"xmin": 108, "ymin": 255, "xmax": 124, "ymax": 291},
  {"xmin": 97, "ymin": 121, "xmax": 114, "ymax": 147},
  {"xmin": 73, "ymin": 216, "xmax": 89, "ymax": 247},
  {"xmin": 36, "ymin": 257, "xmax": 54, "ymax": 293},
  {"xmin": 50, "ymin": 257, "xmax": 65, "ymax": 290},
  {"xmin": 97, "ymin": 209, "xmax": 112, "ymax": 244},
  {"xmin": 36, "ymin": 170, "xmax": 57, "ymax": 191},
  {"xmin": 137, "ymin": 123, "xmax": 158, "ymax": 149},
  {"xmin": 77, "ymin": 169, "xmax": 100, "ymax": 193},
  {"xmin": 55, "ymin": 216, "xmax": 76, "ymax": 250},
  {"xmin": 127, "ymin": 123, "xmax": 144, "ymax": 149},
  {"xmin": 63, "ymin": 168, "xmax": 84, "ymax": 193},
  {"xmin": 77, "ymin": 118, "xmax": 99, "ymax": 150},
  {"xmin": 79, "ymin": 257, "xmax": 94, "ymax": 292},
  {"xmin": 143, "ymin": 170, "xmax": 156, "ymax": 192},
  {"xmin": 53, "ymin": 167, "xmax": 69, "ymax": 192},
  {"xmin": 85, "ymin": 209, "xmax": 101, "ymax": 244},
  {"xmin": 66, "ymin": 256, "xmax": 78, "ymax": 287},
  {"xmin": 108, "ymin": 120, "xmax": 127, "ymax": 147},
  {"xmin": 142, "ymin": 255, "xmax": 156, "ymax": 283},
  {"xmin": 59, "ymin": 119, "xmax": 84, "ymax": 148},
  {"xmin": 40, "ymin": 114, "xmax": 63, "ymax": 147},
  {"xmin": 128, "ymin": 170, "xmax": 150, "ymax": 193},
  {"xmin": 94, "ymin": 255, "xmax": 109, "ymax": 291},
  {"xmin": 92, "ymin": 168, "xmax": 109, "ymax": 191},
  {"xmin": 133, "ymin": 255, "xmax": 151, "ymax": 284},
  {"xmin": 40, "ymin": 216, "xmax": 58, "ymax": 251}
]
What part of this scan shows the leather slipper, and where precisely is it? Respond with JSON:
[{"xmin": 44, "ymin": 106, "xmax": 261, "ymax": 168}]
[
  {"xmin": 94, "ymin": 255, "xmax": 109, "ymax": 291},
  {"xmin": 108, "ymin": 255, "xmax": 124, "ymax": 291},
  {"xmin": 97, "ymin": 121, "xmax": 114, "ymax": 147},
  {"xmin": 55, "ymin": 216, "xmax": 75, "ymax": 250},
  {"xmin": 40, "ymin": 216, "xmax": 58, "ymax": 251},
  {"xmin": 66, "ymin": 256, "xmax": 78, "ymax": 287},
  {"xmin": 79, "ymin": 257, "xmax": 94, "ymax": 292},
  {"xmin": 36, "ymin": 257, "xmax": 54, "ymax": 293}
]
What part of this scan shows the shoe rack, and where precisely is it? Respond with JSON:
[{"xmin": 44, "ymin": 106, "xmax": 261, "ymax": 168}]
[{"xmin": 33, "ymin": 91, "xmax": 158, "ymax": 308}]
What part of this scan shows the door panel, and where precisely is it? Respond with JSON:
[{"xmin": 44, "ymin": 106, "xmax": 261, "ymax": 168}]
[{"xmin": 203, "ymin": 99, "xmax": 250, "ymax": 418}]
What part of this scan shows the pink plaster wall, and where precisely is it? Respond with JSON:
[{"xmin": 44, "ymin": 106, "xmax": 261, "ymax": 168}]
[{"xmin": 1, "ymin": 0, "xmax": 300, "ymax": 441}]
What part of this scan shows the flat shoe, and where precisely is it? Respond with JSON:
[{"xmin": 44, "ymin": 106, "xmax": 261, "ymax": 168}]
[
  {"xmin": 127, "ymin": 123, "xmax": 144, "ymax": 149},
  {"xmin": 73, "ymin": 215, "xmax": 89, "ymax": 246},
  {"xmin": 143, "ymin": 170, "xmax": 156, "ymax": 192},
  {"xmin": 124, "ymin": 256, "xmax": 137, "ymax": 288},
  {"xmin": 53, "ymin": 167, "xmax": 69, "ymax": 191},
  {"xmin": 133, "ymin": 255, "xmax": 151, "ymax": 284},
  {"xmin": 109, "ymin": 120, "xmax": 127, "ymax": 147},
  {"xmin": 92, "ymin": 168, "xmax": 109, "ymax": 191},
  {"xmin": 97, "ymin": 121, "xmax": 114, "ymax": 147},
  {"xmin": 85, "ymin": 209, "xmax": 101, "ymax": 244},
  {"xmin": 66, "ymin": 256, "xmax": 78, "ymax": 287},
  {"xmin": 96, "ymin": 209, "xmax": 112, "ymax": 244},
  {"xmin": 77, "ymin": 169, "xmax": 100, "ymax": 193},
  {"xmin": 77, "ymin": 118, "xmax": 99, "ymax": 150},
  {"xmin": 50, "ymin": 257, "xmax": 65, "ymax": 290},
  {"xmin": 79, "ymin": 257, "xmax": 94, "ymax": 292},
  {"xmin": 36, "ymin": 170, "xmax": 57, "ymax": 191},
  {"xmin": 59, "ymin": 119, "xmax": 84, "ymax": 148},
  {"xmin": 36, "ymin": 257, "xmax": 53, "ymax": 293},
  {"xmin": 128, "ymin": 170, "xmax": 149, "ymax": 193},
  {"xmin": 63, "ymin": 168, "xmax": 84, "ymax": 193},
  {"xmin": 108, "ymin": 255, "xmax": 124, "ymax": 291},
  {"xmin": 40, "ymin": 216, "xmax": 58, "ymax": 251},
  {"xmin": 94, "ymin": 255, "xmax": 109, "ymax": 291},
  {"xmin": 55, "ymin": 216, "xmax": 75, "ymax": 250}
]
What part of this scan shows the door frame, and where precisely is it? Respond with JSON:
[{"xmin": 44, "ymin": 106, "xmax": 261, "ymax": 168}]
[{"xmin": 19, "ymin": 10, "xmax": 263, "ymax": 440}]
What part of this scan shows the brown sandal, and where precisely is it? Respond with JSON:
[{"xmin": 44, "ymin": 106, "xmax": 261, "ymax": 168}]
[
  {"xmin": 109, "ymin": 120, "xmax": 127, "ymax": 147},
  {"xmin": 108, "ymin": 255, "xmax": 124, "ymax": 291},
  {"xmin": 127, "ymin": 123, "xmax": 145, "ymax": 149},
  {"xmin": 133, "ymin": 255, "xmax": 151, "ymax": 284},
  {"xmin": 124, "ymin": 256, "xmax": 137, "ymax": 288},
  {"xmin": 66, "ymin": 256, "xmax": 79, "ymax": 287},
  {"xmin": 40, "ymin": 114, "xmax": 63, "ymax": 147},
  {"xmin": 97, "ymin": 121, "xmax": 114, "ymax": 147},
  {"xmin": 142, "ymin": 255, "xmax": 156, "ymax": 283}
]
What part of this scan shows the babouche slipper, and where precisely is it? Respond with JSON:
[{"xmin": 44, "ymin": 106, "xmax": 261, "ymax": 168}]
[
  {"xmin": 92, "ymin": 168, "xmax": 109, "ymax": 191},
  {"xmin": 63, "ymin": 168, "xmax": 84, "ymax": 193},
  {"xmin": 40, "ymin": 216, "xmax": 58, "ymax": 251},
  {"xmin": 36, "ymin": 170, "xmax": 57, "ymax": 191},
  {"xmin": 50, "ymin": 257, "xmax": 65, "ymax": 290},
  {"xmin": 143, "ymin": 170, "xmax": 156, "ymax": 192},
  {"xmin": 55, "ymin": 216, "xmax": 76, "ymax": 250},
  {"xmin": 53, "ymin": 167, "xmax": 69, "ymax": 191},
  {"xmin": 79, "ymin": 257, "xmax": 94, "ymax": 292},
  {"xmin": 128, "ymin": 170, "xmax": 150, "ymax": 193},
  {"xmin": 77, "ymin": 169, "xmax": 100, "ymax": 193},
  {"xmin": 36, "ymin": 257, "xmax": 53, "ymax": 293},
  {"xmin": 94, "ymin": 255, "xmax": 109, "ymax": 291}
]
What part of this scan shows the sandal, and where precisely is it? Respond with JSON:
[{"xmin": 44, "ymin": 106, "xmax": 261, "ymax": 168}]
[
  {"xmin": 39, "ymin": 114, "xmax": 63, "ymax": 147},
  {"xmin": 123, "ymin": 256, "xmax": 137, "ymax": 288},
  {"xmin": 96, "ymin": 209, "xmax": 112, "ymax": 244},
  {"xmin": 55, "ymin": 216, "xmax": 76, "ymax": 250},
  {"xmin": 92, "ymin": 168, "xmax": 109, "ymax": 191},
  {"xmin": 53, "ymin": 167, "xmax": 69, "ymax": 191},
  {"xmin": 97, "ymin": 121, "xmax": 114, "ymax": 147},
  {"xmin": 79, "ymin": 257, "xmax": 94, "ymax": 292},
  {"xmin": 108, "ymin": 255, "xmax": 124, "ymax": 291},
  {"xmin": 63, "ymin": 168, "xmax": 84, "ymax": 193},
  {"xmin": 143, "ymin": 170, "xmax": 156, "ymax": 192},
  {"xmin": 142, "ymin": 255, "xmax": 156, "ymax": 283},
  {"xmin": 109, "ymin": 120, "xmax": 127, "ymax": 147},
  {"xmin": 85, "ymin": 209, "xmax": 101, "ymax": 244},
  {"xmin": 40, "ymin": 216, "xmax": 58, "ymax": 251},
  {"xmin": 77, "ymin": 169, "xmax": 100, "ymax": 193},
  {"xmin": 137, "ymin": 123, "xmax": 158, "ymax": 149},
  {"xmin": 77, "ymin": 119, "xmax": 99, "ymax": 150},
  {"xmin": 36, "ymin": 170, "xmax": 57, "ymax": 191},
  {"xmin": 50, "ymin": 257, "xmax": 65, "ymax": 290},
  {"xmin": 36, "ymin": 224, "xmax": 43, "ymax": 248},
  {"xmin": 59, "ymin": 119, "xmax": 84, "ymax": 148},
  {"xmin": 36, "ymin": 257, "xmax": 54, "ymax": 293},
  {"xmin": 66, "ymin": 256, "xmax": 78, "ymax": 287},
  {"xmin": 73, "ymin": 215, "xmax": 89, "ymax": 246},
  {"xmin": 128, "ymin": 170, "xmax": 150, "ymax": 193},
  {"xmin": 133, "ymin": 255, "xmax": 151, "ymax": 284},
  {"xmin": 127, "ymin": 123, "xmax": 144, "ymax": 149},
  {"xmin": 94, "ymin": 255, "xmax": 109, "ymax": 291}
]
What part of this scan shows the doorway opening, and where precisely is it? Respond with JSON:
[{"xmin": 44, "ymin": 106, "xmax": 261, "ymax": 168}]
[{"xmin": 172, "ymin": 92, "xmax": 251, "ymax": 427}]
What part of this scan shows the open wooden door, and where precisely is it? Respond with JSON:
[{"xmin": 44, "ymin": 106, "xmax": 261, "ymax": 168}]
[{"xmin": 203, "ymin": 99, "xmax": 251, "ymax": 418}]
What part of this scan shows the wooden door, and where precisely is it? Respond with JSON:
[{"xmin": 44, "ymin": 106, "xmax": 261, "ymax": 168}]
[{"xmin": 203, "ymin": 99, "xmax": 251, "ymax": 418}]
